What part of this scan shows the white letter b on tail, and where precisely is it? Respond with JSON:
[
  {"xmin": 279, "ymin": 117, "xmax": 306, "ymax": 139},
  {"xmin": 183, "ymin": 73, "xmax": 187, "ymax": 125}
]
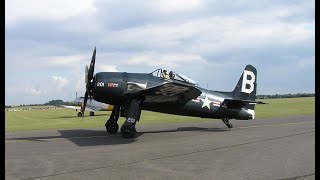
[{"xmin": 241, "ymin": 70, "xmax": 255, "ymax": 94}]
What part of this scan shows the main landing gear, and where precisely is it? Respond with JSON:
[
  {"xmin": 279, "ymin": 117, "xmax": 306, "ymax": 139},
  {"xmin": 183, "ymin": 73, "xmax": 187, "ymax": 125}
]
[
  {"xmin": 105, "ymin": 106, "xmax": 120, "ymax": 134},
  {"xmin": 120, "ymin": 99, "xmax": 141, "ymax": 138},
  {"xmin": 221, "ymin": 118, "xmax": 233, "ymax": 129},
  {"xmin": 105, "ymin": 99, "xmax": 141, "ymax": 138}
]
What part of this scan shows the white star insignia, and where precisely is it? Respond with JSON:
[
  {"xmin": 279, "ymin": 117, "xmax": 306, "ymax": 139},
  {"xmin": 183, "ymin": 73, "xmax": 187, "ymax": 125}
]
[{"xmin": 201, "ymin": 95, "xmax": 213, "ymax": 110}]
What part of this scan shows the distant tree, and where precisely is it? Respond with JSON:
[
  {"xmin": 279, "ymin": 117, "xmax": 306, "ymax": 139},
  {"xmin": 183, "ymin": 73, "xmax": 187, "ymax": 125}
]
[
  {"xmin": 44, "ymin": 99, "xmax": 75, "ymax": 106},
  {"xmin": 257, "ymin": 93, "xmax": 315, "ymax": 99},
  {"xmin": 45, "ymin": 100, "xmax": 65, "ymax": 105}
]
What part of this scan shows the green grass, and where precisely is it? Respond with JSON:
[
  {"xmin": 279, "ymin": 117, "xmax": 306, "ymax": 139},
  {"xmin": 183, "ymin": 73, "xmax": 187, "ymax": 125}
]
[
  {"xmin": 5, "ymin": 97, "xmax": 314, "ymax": 132},
  {"xmin": 255, "ymin": 97, "xmax": 315, "ymax": 118}
]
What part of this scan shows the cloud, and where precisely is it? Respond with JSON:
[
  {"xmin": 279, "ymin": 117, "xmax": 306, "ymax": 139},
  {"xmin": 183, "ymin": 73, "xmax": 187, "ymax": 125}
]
[
  {"xmin": 51, "ymin": 76, "xmax": 68, "ymax": 91},
  {"xmin": 96, "ymin": 65, "xmax": 118, "ymax": 72},
  {"xmin": 296, "ymin": 56, "xmax": 315, "ymax": 68},
  {"xmin": 5, "ymin": 0, "xmax": 315, "ymax": 105},
  {"xmin": 151, "ymin": 0, "xmax": 202, "ymax": 12},
  {"xmin": 5, "ymin": 0, "xmax": 97, "ymax": 26},
  {"xmin": 24, "ymin": 87, "xmax": 45, "ymax": 96},
  {"xmin": 46, "ymin": 54, "xmax": 88, "ymax": 68},
  {"xmin": 126, "ymin": 52, "xmax": 206, "ymax": 68}
]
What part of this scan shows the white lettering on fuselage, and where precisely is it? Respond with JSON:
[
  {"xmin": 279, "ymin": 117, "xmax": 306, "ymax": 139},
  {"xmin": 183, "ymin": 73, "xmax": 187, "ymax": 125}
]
[{"xmin": 97, "ymin": 82, "xmax": 104, "ymax": 87}]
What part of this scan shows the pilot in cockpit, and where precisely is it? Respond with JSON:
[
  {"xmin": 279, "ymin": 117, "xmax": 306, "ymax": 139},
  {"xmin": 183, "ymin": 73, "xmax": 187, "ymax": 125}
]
[
  {"xmin": 162, "ymin": 70, "xmax": 170, "ymax": 79},
  {"xmin": 169, "ymin": 71, "xmax": 174, "ymax": 79}
]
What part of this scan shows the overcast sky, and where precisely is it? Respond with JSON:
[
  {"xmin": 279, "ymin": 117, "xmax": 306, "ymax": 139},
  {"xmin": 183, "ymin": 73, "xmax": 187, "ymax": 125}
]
[{"xmin": 5, "ymin": 0, "xmax": 314, "ymax": 105}]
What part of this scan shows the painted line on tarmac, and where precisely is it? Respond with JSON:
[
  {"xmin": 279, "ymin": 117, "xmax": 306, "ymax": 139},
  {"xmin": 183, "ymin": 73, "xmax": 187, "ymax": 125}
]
[{"xmin": 5, "ymin": 121, "xmax": 314, "ymax": 143}]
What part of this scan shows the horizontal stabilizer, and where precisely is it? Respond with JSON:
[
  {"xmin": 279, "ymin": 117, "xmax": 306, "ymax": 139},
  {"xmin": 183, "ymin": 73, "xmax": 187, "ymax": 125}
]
[{"xmin": 222, "ymin": 99, "xmax": 266, "ymax": 109}]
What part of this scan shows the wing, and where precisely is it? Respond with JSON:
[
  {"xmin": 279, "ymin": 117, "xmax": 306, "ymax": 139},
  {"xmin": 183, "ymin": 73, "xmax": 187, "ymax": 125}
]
[
  {"xmin": 59, "ymin": 105, "xmax": 99, "ymax": 112},
  {"xmin": 221, "ymin": 99, "xmax": 266, "ymax": 109},
  {"xmin": 130, "ymin": 82, "xmax": 202, "ymax": 104},
  {"xmin": 59, "ymin": 105, "xmax": 81, "ymax": 110}
]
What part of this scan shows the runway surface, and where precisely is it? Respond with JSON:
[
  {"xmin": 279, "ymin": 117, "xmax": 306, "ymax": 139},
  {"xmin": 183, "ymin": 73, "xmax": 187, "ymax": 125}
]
[{"xmin": 6, "ymin": 115, "xmax": 315, "ymax": 180}]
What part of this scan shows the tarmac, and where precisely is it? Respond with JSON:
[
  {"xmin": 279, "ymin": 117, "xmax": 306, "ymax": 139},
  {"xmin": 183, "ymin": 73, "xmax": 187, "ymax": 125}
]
[{"xmin": 5, "ymin": 115, "xmax": 315, "ymax": 180}]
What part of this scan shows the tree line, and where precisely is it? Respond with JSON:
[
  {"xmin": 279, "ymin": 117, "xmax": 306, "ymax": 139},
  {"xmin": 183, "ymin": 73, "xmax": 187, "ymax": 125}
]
[
  {"xmin": 257, "ymin": 93, "xmax": 315, "ymax": 99},
  {"xmin": 5, "ymin": 93, "xmax": 315, "ymax": 107},
  {"xmin": 44, "ymin": 100, "xmax": 75, "ymax": 106},
  {"xmin": 5, "ymin": 100, "xmax": 75, "ymax": 108}
]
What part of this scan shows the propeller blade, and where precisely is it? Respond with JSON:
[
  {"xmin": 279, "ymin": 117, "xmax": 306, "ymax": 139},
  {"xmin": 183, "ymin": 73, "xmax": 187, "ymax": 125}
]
[
  {"xmin": 81, "ymin": 91, "xmax": 88, "ymax": 117},
  {"xmin": 87, "ymin": 47, "xmax": 96, "ymax": 82},
  {"xmin": 85, "ymin": 65, "xmax": 89, "ymax": 84},
  {"xmin": 82, "ymin": 47, "xmax": 96, "ymax": 118}
]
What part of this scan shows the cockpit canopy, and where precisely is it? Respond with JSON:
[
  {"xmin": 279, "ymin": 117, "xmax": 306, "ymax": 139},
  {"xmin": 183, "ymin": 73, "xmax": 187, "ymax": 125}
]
[{"xmin": 150, "ymin": 68, "xmax": 198, "ymax": 85}]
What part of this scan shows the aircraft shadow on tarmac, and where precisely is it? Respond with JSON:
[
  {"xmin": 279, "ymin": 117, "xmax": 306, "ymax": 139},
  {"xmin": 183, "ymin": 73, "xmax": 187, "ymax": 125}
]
[
  {"xmin": 8, "ymin": 127, "xmax": 229, "ymax": 146},
  {"xmin": 139, "ymin": 126, "xmax": 229, "ymax": 134},
  {"xmin": 56, "ymin": 126, "xmax": 229, "ymax": 146}
]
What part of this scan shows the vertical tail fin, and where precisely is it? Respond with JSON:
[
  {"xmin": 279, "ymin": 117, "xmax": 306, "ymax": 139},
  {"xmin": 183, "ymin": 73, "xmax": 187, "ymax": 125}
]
[{"xmin": 232, "ymin": 64, "xmax": 257, "ymax": 102}]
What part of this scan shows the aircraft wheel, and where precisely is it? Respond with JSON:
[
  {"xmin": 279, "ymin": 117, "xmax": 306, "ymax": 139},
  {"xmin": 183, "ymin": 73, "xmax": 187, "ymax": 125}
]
[
  {"xmin": 78, "ymin": 112, "xmax": 82, "ymax": 117},
  {"xmin": 90, "ymin": 111, "xmax": 94, "ymax": 116},
  {"xmin": 106, "ymin": 122, "xmax": 119, "ymax": 134},
  {"xmin": 121, "ymin": 126, "xmax": 136, "ymax": 138},
  {"xmin": 227, "ymin": 123, "xmax": 233, "ymax": 128}
]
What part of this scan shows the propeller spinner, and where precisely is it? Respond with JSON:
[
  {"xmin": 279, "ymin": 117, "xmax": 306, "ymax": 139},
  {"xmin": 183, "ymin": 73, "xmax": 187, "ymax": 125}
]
[{"xmin": 81, "ymin": 47, "xmax": 96, "ymax": 117}]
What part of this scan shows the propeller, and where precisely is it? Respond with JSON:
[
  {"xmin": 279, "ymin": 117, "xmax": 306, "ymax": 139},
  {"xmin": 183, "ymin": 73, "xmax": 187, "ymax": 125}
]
[{"xmin": 81, "ymin": 47, "xmax": 96, "ymax": 117}]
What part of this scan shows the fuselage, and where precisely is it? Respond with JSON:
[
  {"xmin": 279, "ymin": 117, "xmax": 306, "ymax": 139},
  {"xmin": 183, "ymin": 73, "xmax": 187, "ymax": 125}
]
[{"xmin": 92, "ymin": 72, "xmax": 253, "ymax": 120}]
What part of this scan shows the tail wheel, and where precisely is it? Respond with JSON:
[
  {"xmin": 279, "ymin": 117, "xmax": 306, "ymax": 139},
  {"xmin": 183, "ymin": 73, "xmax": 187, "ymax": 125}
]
[
  {"xmin": 90, "ymin": 111, "xmax": 94, "ymax": 116},
  {"xmin": 78, "ymin": 112, "xmax": 82, "ymax": 117}
]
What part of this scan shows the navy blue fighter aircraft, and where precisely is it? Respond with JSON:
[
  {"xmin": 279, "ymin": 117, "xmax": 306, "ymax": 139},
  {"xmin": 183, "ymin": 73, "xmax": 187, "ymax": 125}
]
[{"xmin": 81, "ymin": 47, "xmax": 266, "ymax": 138}]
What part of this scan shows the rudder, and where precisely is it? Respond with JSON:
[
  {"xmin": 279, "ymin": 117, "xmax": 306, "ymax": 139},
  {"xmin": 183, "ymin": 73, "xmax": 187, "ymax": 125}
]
[{"xmin": 232, "ymin": 65, "xmax": 257, "ymax": 102}]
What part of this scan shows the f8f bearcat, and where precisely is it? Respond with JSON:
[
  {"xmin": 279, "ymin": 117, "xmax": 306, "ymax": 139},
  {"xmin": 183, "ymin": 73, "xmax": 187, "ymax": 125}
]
[{"xmin": 81, "ymin": 47, "xmax": 266, "ymax": 138}]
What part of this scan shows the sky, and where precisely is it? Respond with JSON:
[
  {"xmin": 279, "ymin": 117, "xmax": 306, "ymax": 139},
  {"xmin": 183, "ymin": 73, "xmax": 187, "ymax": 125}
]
[{"xmin": 5, "ymin": 0, "xmax": 315, "ymax": 106}]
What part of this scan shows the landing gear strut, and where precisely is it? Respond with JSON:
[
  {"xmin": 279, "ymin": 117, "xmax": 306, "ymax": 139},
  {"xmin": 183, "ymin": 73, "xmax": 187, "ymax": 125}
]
[
  {"xmin": 221, "ymin": 118, "xmax": 233, "ymax": 128},
  {"xmin": 105, "ymin": 106, "xmax": 120, "ymax": 134},
  {"xmin": 121, "ymin": 99, "xmax": 141, "ymax": 138}
]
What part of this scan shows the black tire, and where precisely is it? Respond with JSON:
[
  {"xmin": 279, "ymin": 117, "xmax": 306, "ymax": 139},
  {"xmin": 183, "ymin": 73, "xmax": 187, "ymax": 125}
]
[
  {"xmin": 121, "ymin": 126, "xmax": 136, "ymax": 138},
  {"xmin": 106, "ymin": 122, "xmax": 119, "ymax": 134},
  {"xmin": 90, "ymin": 111, "xmax": 94, "ymax": 116},
  {"xmin": 78, "ymin": 112, "xmax": 82, "ymax": 117}
]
